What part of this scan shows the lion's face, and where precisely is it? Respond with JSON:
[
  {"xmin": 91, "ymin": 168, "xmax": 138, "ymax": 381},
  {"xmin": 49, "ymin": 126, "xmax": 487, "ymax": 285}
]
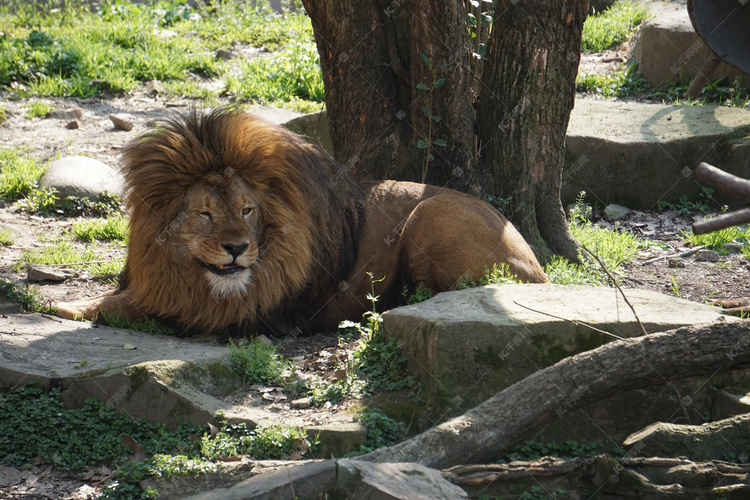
[{"xmin": 175, "ymin": 173, "xmax": 262, "ymax": 299}]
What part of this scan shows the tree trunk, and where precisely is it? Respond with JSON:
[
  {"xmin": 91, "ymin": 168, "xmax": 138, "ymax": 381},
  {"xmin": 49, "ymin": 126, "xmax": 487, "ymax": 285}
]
[
  {"xmin": 478, "ymin": 1, "xmax": 585, "ymax": 261},
  {"xmin": 356, "ymin": 321, "xmax": 750, "ymax": 469},
  {"xmin": 301, "ymin": 0, "xmax": 477, "ymax": 191}
]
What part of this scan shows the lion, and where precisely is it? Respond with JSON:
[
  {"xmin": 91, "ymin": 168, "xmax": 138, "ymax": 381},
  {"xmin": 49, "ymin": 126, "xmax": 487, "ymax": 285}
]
[{"xmin": 56, "ymin": 108, "xmax": 549, "ymax": 335}]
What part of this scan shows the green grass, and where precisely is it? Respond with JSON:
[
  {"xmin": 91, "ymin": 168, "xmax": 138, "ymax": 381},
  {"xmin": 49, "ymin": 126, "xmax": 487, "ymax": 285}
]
[
  {"xmin": 0, "ymin": 227, "xmax": 13, "ymax": 246},
  {"xmin": 71, "ymin": 214, "xmax": 129, "ymax": 243},
  {"xmin": 0, "ymin": 384, "xmax": 312, "ymax": 499},
  {"xmin": 0, "ymin": 0, "xmax": 318, "ymax": 107},
  {"xmin": 680, "ymin": 224, "xmax": 750, "ymax": 255},
  {"xmin": 228, "ymin": 338, "xmax": 290, "ymax": 386},
  {"xmin": 545, "ymin": 219, "xmax": 641, "ymax": 286},
  {"xmin": 24, "ymin": 100, "xmax": 53, "ymax": 118},
  {"xmin": 14, "ymin": 238, "xmax": 124, "ymax": 277},
  {"xmin": 582, "ymin": 1, "xmax": 649, "ymax": 52},
  {"xmin": 0, "ymin": 147, "xmax": 45, "ymax": 201},
  {"xmin": 0, "ymin": 277, "xmax": 47, "ymax": 312},
  {"xmin": 227, "ymin": 41, "xmax": 324, "ymax": 105},
  {"xmin": 576, "ymin": 64, "xmax": 649, "ymax": 98}
]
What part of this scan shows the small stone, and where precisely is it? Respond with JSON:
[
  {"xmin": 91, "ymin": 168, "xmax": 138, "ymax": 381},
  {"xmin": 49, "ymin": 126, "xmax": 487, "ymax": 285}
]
[
  {"xmin": 725, "ymin": 242, "xmax": 743, "ymax": 254},
  {"xmin": 65, "ymin": 120, "xmax": 79, "ymax": 129},
  {"xmin": 47, "ymin": 108, "xmax": 82, "ymax": 120},
  {"xmin": 694, "ymin": 249, "xmax": 720, "ymax": 262},
  {"xmin": 109, "ymin": 113, "xmax": 134, "ymax": 131},
  {"xmin": 27, "ymin": 265, "xmax": 78, "ymax": 283},
  {"xmin": 144, "ymin": 81, "xmax": 165, "ymax": 96},
  {"xmin": 291, "ymin": 397, "xmax": 312, "ymax": 409},
  {"xmin": 255, "ymin": 335, "xmax": 273, "ymax": 345},
  {"xmin": 216, "ymin": 49, "xmax": 235, "ymax": 60},
  {"xmin": 668, "ymin": 258, "xmax": 686, "ymax": 268},
  {"xmin": 603, "ymin": 203, "xmax": 631, "ymax": 222}
]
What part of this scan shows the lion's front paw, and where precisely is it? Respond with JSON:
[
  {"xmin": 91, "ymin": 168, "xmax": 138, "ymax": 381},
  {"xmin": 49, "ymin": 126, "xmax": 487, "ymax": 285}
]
[{"xmin": 56, "ymin": 300, "xmax": 102, "ymax": 322}]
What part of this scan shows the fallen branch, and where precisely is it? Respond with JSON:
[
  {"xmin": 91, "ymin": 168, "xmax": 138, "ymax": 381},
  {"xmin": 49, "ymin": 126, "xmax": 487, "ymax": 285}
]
[
  {"xmin": 642, "ymin": 245, "xmax": 704, "ymax": 265},
  {"xmin": 357, "ymin": 321, "xmax": 750, "ymax": 468}
]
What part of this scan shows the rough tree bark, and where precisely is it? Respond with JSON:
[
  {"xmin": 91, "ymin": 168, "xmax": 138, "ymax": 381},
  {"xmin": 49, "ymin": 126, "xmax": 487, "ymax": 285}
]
[
  {"xmin": 356, "ymin": 321, "xmax": 750, "ymax": 469},
  {"xmin": 301, "ymin": 0, "xmax": 585, "ymax": 258},
  {"xmin": 301, "ymin": 0, "xmax": 476, "ymax": 191},
  {"xmin": 479, "ymin": 1, "xmax": 585, "ymax": 261}
]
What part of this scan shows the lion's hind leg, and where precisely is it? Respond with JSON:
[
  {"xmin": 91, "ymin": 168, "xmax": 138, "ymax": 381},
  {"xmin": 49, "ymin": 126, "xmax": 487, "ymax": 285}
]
[{"xmin": 396, "ymin": 194, "xmax": 549, "ymax": 294}]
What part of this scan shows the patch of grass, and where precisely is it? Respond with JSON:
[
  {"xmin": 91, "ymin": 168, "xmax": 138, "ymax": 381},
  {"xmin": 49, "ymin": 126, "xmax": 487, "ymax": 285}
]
[
  {"xmin": 576, "ymin": 64, "xmax": 650, "ymax": 97},
  {"xmin": 99, "ymin": 310, "xmax": 176, "ymax": 335},
  {"xmin": 0, "ymin": 277, "xmax": 48, "ymax": 312},
  {"xmin": 657, "ymin": 188, "xmax": 716, "ymax": 214},
  {"xmin": 228, "ymin": 338, "xmax": 290, "ymax": 386},
  {"xmin": 200, "ymin": 422, "xmax": 311, "ymax": 461},
  {"xmin": 228, "ymin": 41, "xmax": 324, "ymax": 106},
  {"xmin": 71, "ymin": 214, "xmax": 129, "ymax": 243},
  {"xmin": 679, "ymin": 224, "xmax": 749, "ymax": 254},
  {"xmin": 582, "ymin": 0, "xmax": 649, "ymax": 53},
  {"xmin": 0, "ymin": 227, "xmax": 14, "ymax": 246},
  {"xmin": 456, "ymin": 262, "xmax": 522, "ymax": 289},
  {"xmin": 0, "ymin": 0, "xmax": 315, "ymax": 102},
  {"xmin": 24, "ymin": 100, "xmax": 53, "ymax": 118},
  {"xmin": 350, "ymin": 408, "xmax": 404, "ymax": 455},
  {"xmin": 15, "ymin": 239, "xmax": 96, "ymax": 270},
  {"xmin": 0, "ymin": 147, "xmax": 45, "ymax": 201},
  {"xmin": 545, "ymin": 217, "xmax": 641, "ymax": 286},
  {"xmin": 61, "ymin": 192, "xmax": 123, "ymax": 217},
  {"xmin": 404, "ymin": 284, "xmax": 433, "ymax": 305}
]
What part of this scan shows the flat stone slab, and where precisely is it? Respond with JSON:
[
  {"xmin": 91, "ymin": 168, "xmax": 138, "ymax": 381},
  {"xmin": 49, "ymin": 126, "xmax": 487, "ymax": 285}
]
[
  {"xmin": 383, "ymin": 284, "xmax": 737, "ymax": 428},
  {"xmin": 563, "ymin": 98, "xmax": 750, "ymax": 209}
]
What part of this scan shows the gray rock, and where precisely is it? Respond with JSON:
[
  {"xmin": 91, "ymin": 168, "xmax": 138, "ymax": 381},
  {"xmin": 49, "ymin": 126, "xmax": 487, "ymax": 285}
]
[
  {"xmin": 27, "ymin": 265, "xmax": 78, "ymax": 283},
  {"xmin": 291, "ymin": 396, "xmax": 312, "ymax": 409},
  {"xmin": 39, "ymin": 156, "xmax": 125, "ymax": 200},
  {"xmin": 383, "ymin": 284, "xmax": 739, "ymax": 437},
  {"xmin": 285, "ymin": 110, "xmax": 333, "ymax": 155},
  {"xmin": 563, "ymin": 99, "xmax": 750, "ymax": 210},
  {"xmin": 668, "ymin": 258, "xmax": 686, "ymax": 268},
  {"xmin": 631, "ymin": 8, "xmax": 750, "ymax": 88},
  {"xmin": 109, "ymin": 113, "xmax": 134, "ymax": 131},
  {"xmin": 216, "ymin": 49, "xmax": 235, "ymax": 60},
  {"xmin": 65, "ymin": 120, "xmax": 79, "ymax": 130},
  {"xmin": 603, "ymin": 203, "xmax": 631, "ymax": 221},
  {"xmin": 307, "ymin": 422, "xmax": 366, "ymax": 457},
  {"xmin": 47, "ymin": 108, "xmax": 82, "ymax": 120},
  {"xmin": 725, "ymin": 242, "xmax": 743, "ymax": 254},
  {"xmin": 695, "ymin": 249, "xmax": 721, "ymax": 262}
]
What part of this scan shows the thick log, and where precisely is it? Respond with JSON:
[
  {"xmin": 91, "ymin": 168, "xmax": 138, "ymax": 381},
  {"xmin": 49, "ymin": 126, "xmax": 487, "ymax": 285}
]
[{"xmin": 357, "ymin": 321, "xmax": 750, "ymax": 468}]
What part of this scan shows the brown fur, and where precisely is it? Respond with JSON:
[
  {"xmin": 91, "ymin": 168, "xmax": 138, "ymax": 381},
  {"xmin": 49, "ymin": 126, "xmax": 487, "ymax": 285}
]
[{"xmin": 56, "ymin": 108, "xmax": 548, "ymax": 335}]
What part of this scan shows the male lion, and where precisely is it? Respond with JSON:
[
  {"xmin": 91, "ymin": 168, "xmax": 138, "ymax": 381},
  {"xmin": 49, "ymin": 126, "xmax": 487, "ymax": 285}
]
[{"xmin": 57, "ymin": 108, "xmax": 548, "ymax": 335}]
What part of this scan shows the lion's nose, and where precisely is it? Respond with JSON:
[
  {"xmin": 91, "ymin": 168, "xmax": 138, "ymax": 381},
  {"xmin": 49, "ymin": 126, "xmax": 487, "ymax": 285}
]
[{"xmin": 222, "ymin": 242, "xmax": 249, "ymax": 260}]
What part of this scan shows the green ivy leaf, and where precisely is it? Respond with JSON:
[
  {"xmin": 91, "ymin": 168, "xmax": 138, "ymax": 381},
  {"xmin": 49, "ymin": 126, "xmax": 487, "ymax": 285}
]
[
  {"xmin": 420, "ymin": 52, "xmax": 429, "ymax": 65},
  {"xmin": 428, "ymin": 153, "xmax": 435, "ymax": 161},
  {"xmin": 417, "ymin": 140, "xmax": 428, "ymax": 149},
  {"xmin": 421, "ymin": 105, "xmax": 430, "ymax": 116},
  {"xmin": 416, "ymin": 82, "xmax": 429, "ymax": 90},
  {"xmin": 433, "ymin": 115, "xmax": 441, "ymax": 123},
  {"xmin": 433, "ymin": 77, "xmax": 446, "ymax": 88},
  {"xmin": 433, "ymin": 138, "xmax": 447, "ymax": 147}
]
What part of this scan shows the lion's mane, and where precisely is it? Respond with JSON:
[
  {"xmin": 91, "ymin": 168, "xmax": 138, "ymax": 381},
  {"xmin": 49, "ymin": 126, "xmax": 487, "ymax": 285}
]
[{"xmin": 119, "ymin": 108, "xmax": 362, "ymax": 333}]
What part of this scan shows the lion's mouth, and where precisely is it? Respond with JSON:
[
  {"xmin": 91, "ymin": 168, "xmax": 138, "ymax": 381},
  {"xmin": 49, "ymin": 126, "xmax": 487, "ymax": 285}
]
[{"xmin": 199, "ymin": 261, "xmax": 247, "ymax": 276}]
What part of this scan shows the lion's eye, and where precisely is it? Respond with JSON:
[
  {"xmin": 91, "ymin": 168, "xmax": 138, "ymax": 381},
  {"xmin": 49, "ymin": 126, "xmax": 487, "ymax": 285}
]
[
  {"xmin": 200, "ymin": 211, "xmax": 213, "ymax": 221},
  {"xmin": 242, "ymin": 207, "xmax": 253, "ymax": 216}
]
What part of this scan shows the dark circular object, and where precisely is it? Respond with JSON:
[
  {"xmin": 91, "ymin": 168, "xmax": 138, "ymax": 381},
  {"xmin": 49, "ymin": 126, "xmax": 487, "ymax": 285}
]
[{"xmin": 688, "ymin": 0, "xmax": 750, "ymax": 74}]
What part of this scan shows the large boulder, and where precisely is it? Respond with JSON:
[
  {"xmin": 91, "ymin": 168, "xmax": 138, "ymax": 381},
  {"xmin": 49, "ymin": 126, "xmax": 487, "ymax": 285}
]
[
  {"xmin": 563, "ymin": 98, "xmax": 750, "ymax": 209},
  {"xmin": 631, "ymin": 8, "xmax": 750, "ymax": 88},
  {"xmin": 383, "ymin": 284, "xmax": 742, "ymax": 441},
  {"xmin": 39, "ymin": 156, "xmax": 124, "ymax": 201}
]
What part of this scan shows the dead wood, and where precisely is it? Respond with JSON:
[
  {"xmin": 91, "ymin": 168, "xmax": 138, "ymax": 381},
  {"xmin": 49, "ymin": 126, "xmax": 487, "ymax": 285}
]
[
  {"xmin": 623, "ymin": 413, "xmax": 750, "ymax": 462},
  {"xmin": 357, "ymin": 321, "xmax": 750, "ymax": 469},
  {"xmin": 444, "ymin": 455, "xmax": 750, "ymax": 499}
]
